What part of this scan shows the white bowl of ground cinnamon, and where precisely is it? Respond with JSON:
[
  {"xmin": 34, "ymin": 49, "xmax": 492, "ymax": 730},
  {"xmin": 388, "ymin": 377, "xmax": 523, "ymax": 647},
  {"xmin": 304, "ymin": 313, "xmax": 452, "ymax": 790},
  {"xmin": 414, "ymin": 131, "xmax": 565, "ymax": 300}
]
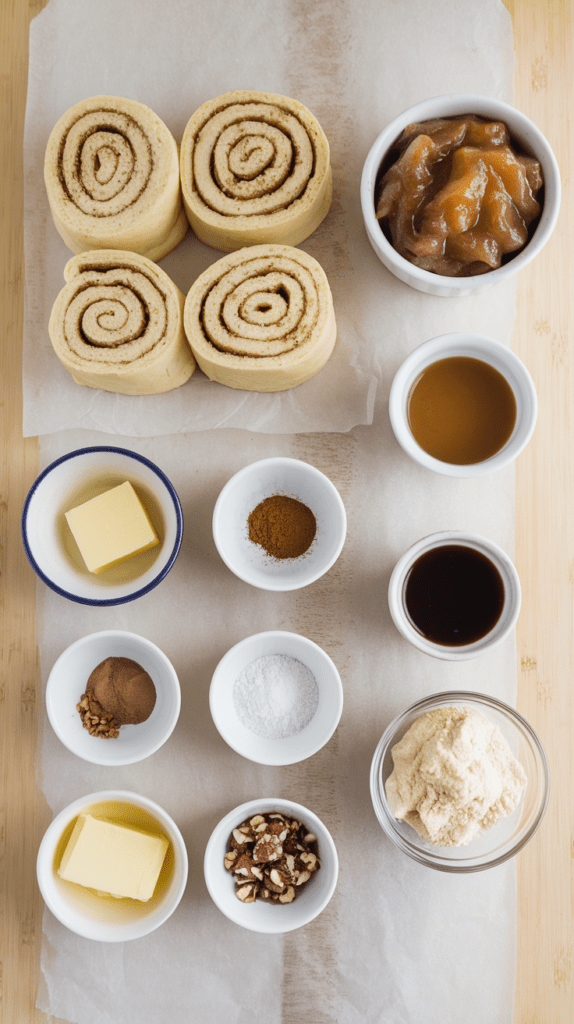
[{"xmin": 212, "ymin": 457, "xmax": 347, "ymax": 591}]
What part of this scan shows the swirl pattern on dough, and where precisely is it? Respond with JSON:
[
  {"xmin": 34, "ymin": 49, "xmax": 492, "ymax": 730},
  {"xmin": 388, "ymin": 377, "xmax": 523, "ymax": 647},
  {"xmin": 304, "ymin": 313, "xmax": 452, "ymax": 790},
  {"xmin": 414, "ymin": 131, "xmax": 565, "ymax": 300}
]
[
  {"xmin": 180, "ymin": 91, "xmax": 332, "ymax": 251},
  {"xmin": 45, "ymin": 96, "xmax": 187, "ymax": 261},
  {"xmin": 49, "ymin": 251, "xmax": 195, "ymax": 395},
  {"xmin": 183, "ymin": 245, "xmax": 336, "ymax": 391}
]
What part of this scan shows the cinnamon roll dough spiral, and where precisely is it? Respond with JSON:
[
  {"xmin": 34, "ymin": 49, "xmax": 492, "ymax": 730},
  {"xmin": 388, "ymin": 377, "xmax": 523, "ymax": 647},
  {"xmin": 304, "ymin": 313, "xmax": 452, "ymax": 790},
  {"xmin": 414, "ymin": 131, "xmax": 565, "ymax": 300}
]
[
  {"xmin": 49, "ymin": 251, "xmax": 195, "ymax": 394},
  {"xmin": 44, "ymin": 96, "xmax": 187, "ymax": 261},
  {"xmin": 183, "ymin": 244, "xmax": 336, "ymax": 391},
  {"xmin": 180, "ymin": 91, "xmax": 332, "ymax": 251}
]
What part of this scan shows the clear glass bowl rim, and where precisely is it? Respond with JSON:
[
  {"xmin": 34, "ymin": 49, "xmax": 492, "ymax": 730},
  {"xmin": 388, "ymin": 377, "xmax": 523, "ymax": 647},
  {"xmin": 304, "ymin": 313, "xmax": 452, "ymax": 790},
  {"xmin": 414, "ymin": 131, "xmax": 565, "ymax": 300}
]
[{"xmin": 370, "ymin": 690, "xmax": 550, "ymax": 873}]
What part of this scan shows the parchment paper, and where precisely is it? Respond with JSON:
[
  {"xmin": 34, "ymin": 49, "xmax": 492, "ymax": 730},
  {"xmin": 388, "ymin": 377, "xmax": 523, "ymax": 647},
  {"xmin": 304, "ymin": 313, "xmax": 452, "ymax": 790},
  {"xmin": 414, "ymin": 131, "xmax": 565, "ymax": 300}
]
[
  {"xmin": 23, "ymin": 0, "xmax": 513, "ymax": 438},
  {"xmin": 30, "ymin": 1, "xmax": 521, "ymax": 1022}
]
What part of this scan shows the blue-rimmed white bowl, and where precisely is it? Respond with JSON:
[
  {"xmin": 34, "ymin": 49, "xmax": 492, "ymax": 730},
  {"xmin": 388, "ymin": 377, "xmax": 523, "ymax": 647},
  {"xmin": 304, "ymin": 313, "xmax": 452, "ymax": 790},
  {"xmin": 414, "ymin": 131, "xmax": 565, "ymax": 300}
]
[{"xmin": 22, "ymin": 446, "xmax": 183, "ymax": 605}]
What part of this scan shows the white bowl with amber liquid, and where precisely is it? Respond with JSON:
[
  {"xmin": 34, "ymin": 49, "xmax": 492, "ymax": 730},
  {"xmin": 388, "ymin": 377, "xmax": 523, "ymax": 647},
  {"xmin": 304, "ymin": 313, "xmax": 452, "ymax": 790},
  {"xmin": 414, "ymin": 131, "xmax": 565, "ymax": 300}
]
[
  {"xmin": 21, "ymin": 446, "xmax": 183, "ymax": 605},
  {"xmin": 389, "ymin": 333, "xmax": 537, "ymax": 477},
  {"xmin": 361, "ymin": 94, "xmax": 561, "ymax": 297},
  {"xmin": 36, "ymin": 790, "xmax": 188, "ymax": 941}
]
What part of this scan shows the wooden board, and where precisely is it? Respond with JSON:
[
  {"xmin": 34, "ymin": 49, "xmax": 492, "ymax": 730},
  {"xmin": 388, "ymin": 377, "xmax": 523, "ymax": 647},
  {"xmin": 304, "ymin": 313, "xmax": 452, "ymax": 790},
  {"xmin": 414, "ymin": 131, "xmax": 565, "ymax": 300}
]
[{"xmin": 0, "ymin": 1, "xmax": 570, "ymax": 1020}]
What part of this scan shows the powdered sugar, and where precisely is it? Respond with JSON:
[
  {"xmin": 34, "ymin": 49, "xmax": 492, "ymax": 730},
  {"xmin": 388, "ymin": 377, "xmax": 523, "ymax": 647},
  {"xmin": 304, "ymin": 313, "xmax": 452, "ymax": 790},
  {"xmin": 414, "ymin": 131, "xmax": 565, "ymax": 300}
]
[{"xmin": 233, "ymin": 655, "xmax": 319, "ymax": 739}]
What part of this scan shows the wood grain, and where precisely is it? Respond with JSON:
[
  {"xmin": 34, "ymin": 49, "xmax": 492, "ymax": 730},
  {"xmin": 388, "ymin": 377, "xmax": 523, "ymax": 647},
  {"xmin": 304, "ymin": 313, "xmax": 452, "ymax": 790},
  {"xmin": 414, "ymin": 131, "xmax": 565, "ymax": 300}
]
[
  {"xmin": 1, "ymin": 1, "xmax": 570, "ymax": 1021},
  {"xmin": 503, "ymin": 1, "xmax": 574, "ymax": 1021},
  {"xmin": 0, "ymin": 1, "xmax": 45, "ymax": 1022}
]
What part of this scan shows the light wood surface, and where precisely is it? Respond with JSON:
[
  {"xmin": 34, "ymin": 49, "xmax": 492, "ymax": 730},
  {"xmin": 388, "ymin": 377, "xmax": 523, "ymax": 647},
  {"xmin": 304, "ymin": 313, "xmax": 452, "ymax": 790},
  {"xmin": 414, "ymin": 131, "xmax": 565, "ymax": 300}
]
[{"xmin": 1, "ymin": 1, "xmax": 571, "ymax": 1021}]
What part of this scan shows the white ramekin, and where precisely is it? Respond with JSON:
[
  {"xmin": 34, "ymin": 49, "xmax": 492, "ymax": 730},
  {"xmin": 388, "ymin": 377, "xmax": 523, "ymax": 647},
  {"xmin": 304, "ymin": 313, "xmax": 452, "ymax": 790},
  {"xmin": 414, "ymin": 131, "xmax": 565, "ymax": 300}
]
[
  {"xmin": 37, "ymin": 790, "xmax": 188, "ymax": 942},
  {"xmin": 388, "ymin": 531, "xmax": 521, "ymax": 661},
  {"xmin": 212, "ymin": 457, "xmax": 346, "ymax": 592},
  {"xmin": 389, "ymin": 333, "xmax": 537, "ymax": 477},
  {"xmin": 204, "ymin": 797, "xmax": 338, "ymax": 933},
  {"xmin": 361, "ymin": 94, "xmax": 560, "ymax": 297}
]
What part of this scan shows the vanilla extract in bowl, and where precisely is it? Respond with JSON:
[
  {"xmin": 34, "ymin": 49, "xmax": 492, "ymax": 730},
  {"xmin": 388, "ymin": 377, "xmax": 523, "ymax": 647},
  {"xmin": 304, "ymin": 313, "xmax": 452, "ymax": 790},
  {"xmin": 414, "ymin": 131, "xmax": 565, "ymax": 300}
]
[
  {"xmin": 408, "ymin": 356, "xmax": 517, "ymax": 465},
  {"xmin": 404, "ymin": 544, "xmax": 505, "ymax": 646}
]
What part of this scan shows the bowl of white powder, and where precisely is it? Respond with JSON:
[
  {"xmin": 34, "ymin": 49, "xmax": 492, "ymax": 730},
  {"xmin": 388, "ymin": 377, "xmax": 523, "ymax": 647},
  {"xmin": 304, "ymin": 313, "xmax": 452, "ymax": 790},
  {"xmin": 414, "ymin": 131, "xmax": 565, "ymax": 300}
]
[
  {"xmin": 370, "ymin": 691, "xmax": 549, "ymax": 871},
  {"xmin": 209, "ymin": 631, "xmax": 343, "ymax": 765}
]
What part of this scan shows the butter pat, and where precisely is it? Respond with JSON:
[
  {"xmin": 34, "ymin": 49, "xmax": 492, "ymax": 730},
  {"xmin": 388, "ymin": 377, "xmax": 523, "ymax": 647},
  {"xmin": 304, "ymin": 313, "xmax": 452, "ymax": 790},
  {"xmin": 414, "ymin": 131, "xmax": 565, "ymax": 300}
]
[
  {"xmin": 65, "ymin": 480, "xmax": 159, "ymax": 574},
  {"xmin": 58, "ymin": 813, "xmax": 169, "ymax": 901}
]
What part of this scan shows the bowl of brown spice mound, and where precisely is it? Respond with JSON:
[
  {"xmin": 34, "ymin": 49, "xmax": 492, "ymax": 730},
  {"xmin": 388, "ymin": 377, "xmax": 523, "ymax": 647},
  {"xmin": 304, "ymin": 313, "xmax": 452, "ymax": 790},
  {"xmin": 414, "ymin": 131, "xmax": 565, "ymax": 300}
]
[
  {"xmin": 46, "ymin": 630, "xmax": 181, "ymax": 766},
  {"xmin": 212, "ymin": 457, "xmax": 346, "ymax": 591}
]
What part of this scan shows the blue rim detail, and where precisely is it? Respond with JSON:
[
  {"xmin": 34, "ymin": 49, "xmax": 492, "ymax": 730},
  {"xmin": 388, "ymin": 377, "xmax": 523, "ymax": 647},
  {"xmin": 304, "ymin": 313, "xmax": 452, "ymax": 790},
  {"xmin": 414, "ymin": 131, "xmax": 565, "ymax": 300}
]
[{"xmin": 21, "ymin": 446, "xmax": 183, "ymax": 606}]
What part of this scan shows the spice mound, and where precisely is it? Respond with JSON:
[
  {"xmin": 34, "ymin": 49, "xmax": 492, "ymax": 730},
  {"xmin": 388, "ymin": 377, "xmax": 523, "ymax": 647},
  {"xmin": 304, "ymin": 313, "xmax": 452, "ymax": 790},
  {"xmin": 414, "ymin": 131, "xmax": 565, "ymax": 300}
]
[
  {"xmin": 376, "ymin": 115, "xmax": 544, "ymax": 277},
  {"xmin": 225, "ymin": 811, "xmax": 320, "ymax": 904},
  {"xmin": 233, "ymin": 654, "xmax": 319, "ymax": 739},
  {"xmin": 385, "ymin": 705, "xmax": 527, "ymax": 847},
  {"xmin": 77, "ymin": 656, "xmax": 157, "ymax": 739},
  {"xmin": 248, "ymin": 494, "xmax": 316, "ymax": 559}
]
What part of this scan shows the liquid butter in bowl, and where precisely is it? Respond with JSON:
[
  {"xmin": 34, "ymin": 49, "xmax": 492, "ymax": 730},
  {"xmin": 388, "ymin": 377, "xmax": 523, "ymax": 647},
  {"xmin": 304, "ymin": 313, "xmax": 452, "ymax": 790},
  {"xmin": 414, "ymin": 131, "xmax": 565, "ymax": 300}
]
[
  {"xmin": 22, "ymin": 446, "xmax": 183, "ymax": 606},
  {"xmin": 37, "ymin": 790, "xmax": 188, "ymax": 940}
]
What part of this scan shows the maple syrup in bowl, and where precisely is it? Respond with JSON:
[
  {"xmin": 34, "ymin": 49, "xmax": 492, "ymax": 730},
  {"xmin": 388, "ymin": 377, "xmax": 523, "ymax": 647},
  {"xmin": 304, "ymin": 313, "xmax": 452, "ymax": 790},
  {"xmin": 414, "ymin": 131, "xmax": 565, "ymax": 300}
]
[
  {"xmin": 389, "ymin": 333, "xmax": 537, "ymax": 477},
  {"xmin": 388, "ymin": 531, "xmax": 521, "ymax": 661}
]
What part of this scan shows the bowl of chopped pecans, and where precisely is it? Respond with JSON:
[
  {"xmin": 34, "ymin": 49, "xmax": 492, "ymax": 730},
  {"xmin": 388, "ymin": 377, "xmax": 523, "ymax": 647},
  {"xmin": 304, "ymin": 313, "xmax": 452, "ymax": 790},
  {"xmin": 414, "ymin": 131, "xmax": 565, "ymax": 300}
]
[{"xmin": 204, "ymin": 798, "xmax": 338, "ymax": 932}]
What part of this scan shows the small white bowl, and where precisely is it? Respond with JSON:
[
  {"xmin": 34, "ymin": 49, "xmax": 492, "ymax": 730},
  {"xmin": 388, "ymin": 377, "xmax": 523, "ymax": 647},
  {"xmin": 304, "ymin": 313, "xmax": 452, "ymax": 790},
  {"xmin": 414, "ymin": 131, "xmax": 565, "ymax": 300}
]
[
  {"xmin": 389, "ymin": 333, "xmax": 537, "ymax": 477},
  {"xmin": 212, "ymin": 457, "xmax": 346, "ymax": 591},
  {"xmin": 46, "ymin": 631, "xmax": 181, "ymax": 766},
  {"xmin": 37, "ymin": 790, "xmax": 188, "ymax": 942},
  {"xmin": 209, "ymin": 631, "xmax": 343, "ymax": 766},
  {"xmin": 204, "ymin": 797, "xmax": 338, "ymax": 933},
  {"xmin": 388, "ymin": 531, "xmax": 521, "ymax": 661},
  {"xmin": 22, "ymin": 446, "xmax": 183, "ymax": 605},
  {"xmin": 361, "ymin": 94, "xmax": 561, "ymax": 296}
]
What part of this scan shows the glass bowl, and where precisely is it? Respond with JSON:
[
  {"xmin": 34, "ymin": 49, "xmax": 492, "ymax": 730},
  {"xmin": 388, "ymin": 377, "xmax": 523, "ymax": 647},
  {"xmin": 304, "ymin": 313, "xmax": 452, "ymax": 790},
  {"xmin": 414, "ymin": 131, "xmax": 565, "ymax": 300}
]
[{"xmin": 370, "ymin": 691, "xmax": 549, "ymax": 872}]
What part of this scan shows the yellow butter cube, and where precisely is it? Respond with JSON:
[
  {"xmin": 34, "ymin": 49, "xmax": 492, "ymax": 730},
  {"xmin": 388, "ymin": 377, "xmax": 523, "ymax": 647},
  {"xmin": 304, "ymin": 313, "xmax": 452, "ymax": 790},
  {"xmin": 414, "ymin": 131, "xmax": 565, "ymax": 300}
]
[
  {"xmin": 65, "ymin": 480, "xmax": 159, "ymax": 574},
  {"xmin": 58, "ymin": 813, "xmax": 169, "ymax": 902}
]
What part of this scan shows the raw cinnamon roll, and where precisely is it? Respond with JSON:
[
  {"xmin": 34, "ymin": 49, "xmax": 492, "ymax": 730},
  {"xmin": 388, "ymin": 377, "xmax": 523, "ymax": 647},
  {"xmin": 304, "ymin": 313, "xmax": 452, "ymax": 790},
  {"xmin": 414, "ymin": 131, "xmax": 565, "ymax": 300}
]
[
  {"xmin": 44, "ymin": 96, "xmax": 188, "ymax": 261},
  {"xmin": 49, "ymin": 251, "xmax": 195, "ymax": 394},
  {"xmin": 183, "ymin": 244, "xmax": 336, "ymax": 391},
  {"xmin": 180, "ymin": 90, "xmax": 332, "ymax": 251}
]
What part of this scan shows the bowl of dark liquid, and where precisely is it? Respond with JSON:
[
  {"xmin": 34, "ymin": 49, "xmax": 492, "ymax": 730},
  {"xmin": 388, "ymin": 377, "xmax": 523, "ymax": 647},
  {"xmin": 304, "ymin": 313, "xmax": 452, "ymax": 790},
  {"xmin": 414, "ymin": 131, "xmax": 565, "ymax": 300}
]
[{"xmin": 388, "ymin": 531, "xmax": 521, "ymax": 660}]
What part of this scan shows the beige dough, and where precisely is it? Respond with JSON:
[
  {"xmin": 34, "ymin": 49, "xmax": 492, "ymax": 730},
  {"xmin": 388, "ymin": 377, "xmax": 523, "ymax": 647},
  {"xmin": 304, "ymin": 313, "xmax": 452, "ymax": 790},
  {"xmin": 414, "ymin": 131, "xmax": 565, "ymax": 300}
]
[
  {"xmin": 385, "ymin": 705, "xmax": 527, "ymax": 847},
  {"xmin": 180, "ymin": 90, "xmax": 332, "ymax": 251},
  {"xmin": 183, "ymin": 244, "xmax": 336, "ymax": 392},
  {"xmin": 49, "ymin": 250, "xmax": 195, "ymax": 395},
  {"xmin": 44, "ymin": 95, "xmax": 188, "ymax": 261}
]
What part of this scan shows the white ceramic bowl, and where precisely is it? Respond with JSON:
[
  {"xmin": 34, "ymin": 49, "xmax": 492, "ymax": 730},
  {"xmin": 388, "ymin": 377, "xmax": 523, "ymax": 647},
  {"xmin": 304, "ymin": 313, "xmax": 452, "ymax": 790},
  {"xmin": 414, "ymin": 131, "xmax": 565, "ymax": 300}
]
[
  {"xmin": 37, "ymin": 790, "xmax": 188, "ymax": 941},
  {"xmin": 22, "ymin": 446, "xmax": 183, "ymax": 605},
  {"xmin": 389, "ymin": 333, "xmax": 537, "ymax": 477},
  {"xmin": 204, "ymin": 797, "xmax": 338, "ymax": 932},
  {"xmin": 388, "ymin": 531, "xmax": 521, "ymax": 660},
  {"xmin": 370, "ymin": 691, "xmax": 549, "ymax": 872},
  {"xmin": 46, "ymin": 630, "xmax": 181, "ymax": 766},
  {"xmin": 209, "ymin": 630, "xmax": 343, "ymax": 766},
  {"xmin": 212, "ymin": 457, "xmax": 346, "ymax": 591},
  {"xmin": 361, "ymin": 94, "xmax": 561, "ymax": 296}
]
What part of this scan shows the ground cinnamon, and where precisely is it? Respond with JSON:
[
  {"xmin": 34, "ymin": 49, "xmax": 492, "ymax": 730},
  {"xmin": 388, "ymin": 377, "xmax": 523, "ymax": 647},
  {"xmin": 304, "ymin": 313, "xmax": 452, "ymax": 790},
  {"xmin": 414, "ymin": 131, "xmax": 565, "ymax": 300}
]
[{"xmin": 248, "ymin": 495, "xmax": 316, "ymax": 559}]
